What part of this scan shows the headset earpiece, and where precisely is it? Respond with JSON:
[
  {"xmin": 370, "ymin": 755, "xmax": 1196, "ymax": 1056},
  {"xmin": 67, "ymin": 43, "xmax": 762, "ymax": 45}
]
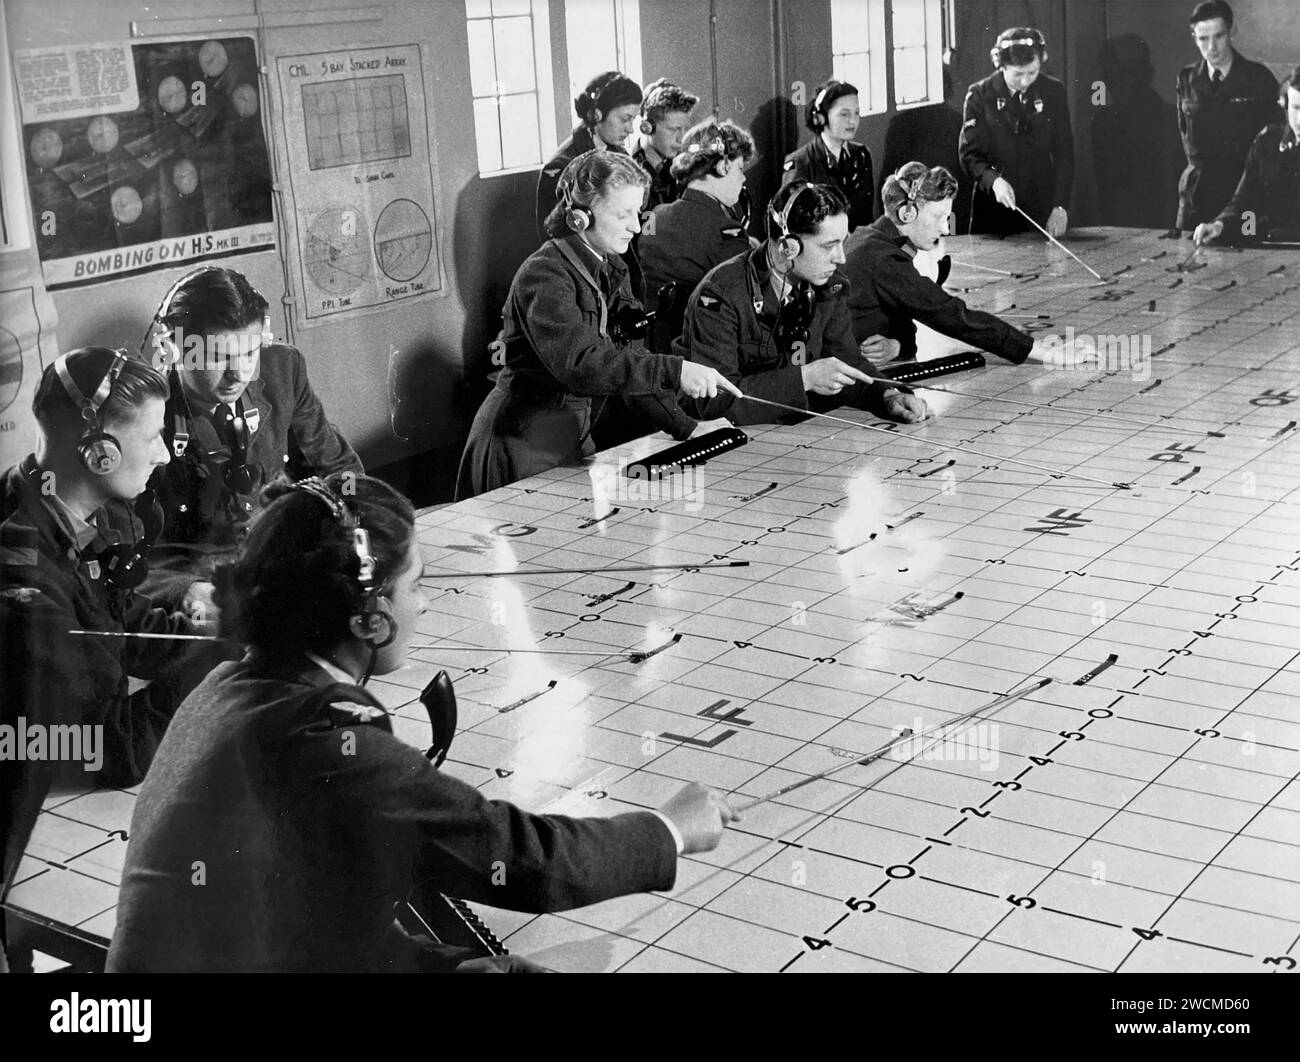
[
  {"xmin": 640, "ymin": 117, "xmax": 655, "ymax": 136},
  {"xmin": 897, "ymin": 201, "xmax": 918, "ymax": 224},
  {"xmin": 79, "ymin": 428, "xmax": 123, "ymax": 476},
  {"xmin": 349, "ymin": 599, "xmax": 396, "ymax": 649},
  {"xmin": 55, "ymin": 350, "xmax": 126, "ymax": 476},
  {"xmin": 769, "ymin": 182, "xmax": 815, "ymax": 258},
  {"xmin": 561, "ymin": 182, "xmax": 594, "ymax": 233}
]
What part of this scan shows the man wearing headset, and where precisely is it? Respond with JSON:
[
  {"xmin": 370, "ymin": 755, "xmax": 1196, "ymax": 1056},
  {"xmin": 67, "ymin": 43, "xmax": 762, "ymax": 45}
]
[
  {"xmin": 142, "ymin": 267, "xmax": 360, "ymax": 604},
  {"xmin": 844, "ymin": 162, "xmax": 1039, "ymax": 367},
  {"xmin": 535, "ymin": 71, "xmax": 643, "ymax": 242},
  {"xmin": 959, "ymin": 27, "xmax": 1074, "ymax": 236},
  {"xmin": 631, "ymin": 79, "xmax": 700, "ymax": 212},
  {"xmin": 0, "ymin": 349, "xmax": 217, "ymax": 967},
  {"xmin": 782, "ymin": 78, "xmax": 875, "ymax": 231},
  {"xmin": 674, "ymin": 180, "xmax": 928, "ymax": 426}
]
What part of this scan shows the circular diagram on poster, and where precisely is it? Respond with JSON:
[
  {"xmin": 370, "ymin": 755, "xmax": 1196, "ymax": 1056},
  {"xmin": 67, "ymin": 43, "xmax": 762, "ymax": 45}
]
[
  {"xmin": 373, "ymin": 199, "xmax": 432, "ymax": 283},
  {"xmin": 87, "ymin": 116, "xmax": 120, "ymax": 154},
  {"xmin": 305, "ymin": 205, "xmax": 371, "ymax": 296},
  {"xmin": 29, "ymin": 127, "xmax": 63, "ymax": 168},
  {"xmin": 157, "ymin": 75, "xmax": 187, "ymax": 114},
  {"xmin": 0, "ymin": 326, "xmax": 22, "ymax": 415},
  {"xmin": 231, "ymin": 84, "xmax": 259, "ymax": 118},
  {"xmin": 111, "ymin": 186, "xmax": 143, "ymax": 225},
  {"xmin": 198, "ymin": 40, "xmax": 229, "ymax": 77},
  {"xmin": 172, "ymin": 158, "xmax": 200, "ymax": 196}
]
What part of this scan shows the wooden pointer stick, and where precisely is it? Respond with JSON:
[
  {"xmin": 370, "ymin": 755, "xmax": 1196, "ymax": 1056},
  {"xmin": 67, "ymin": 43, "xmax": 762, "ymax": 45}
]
[
  {"xmin": 422, "ymin": 560, "xmax": 749, "ymax": 580},
  {"xmin": 734, "ymin": 677, "xmax": 1052, "ymax": 812},
  {"xmin": 1014, "ymin": 206, "xmax": 1105, "ymax": 281}
]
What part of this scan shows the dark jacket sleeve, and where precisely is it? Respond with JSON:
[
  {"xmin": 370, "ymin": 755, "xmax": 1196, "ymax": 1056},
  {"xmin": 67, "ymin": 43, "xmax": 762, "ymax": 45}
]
[
  {"xmin": 285, "ymin": 347, "xmax": 363, "ymax": 479},
  {"xmin": 1176, "ymin": 71, "xmax": 1189, "ymax": 142},
  {"xmin": 852, "ymin": 248, "xmax": 1033, "ymax": 363},
  {"xmin": 514, "ymin": 254, "xmax": 685, "ymax": 396},
  {"xmin": 1215, "ymin": 135, "xmax": 1265, "ymax": 231},
  {"xmin": 294, "ymin": 717, "xmax": 678, "ymax": 912},
  {"xmin": 674, "ymin": 279, "xmax": 807, "ymax": 423},
  {"xmin": 819, "ymin": 291, "xmax": 904, "ymax": 417},
  {"xmin": 1051, "ymin": 82, "xmax": 1076, "ymax": 211},
  {"xmin": 781, "ymin": 147, "xmax": 812, "ymax": 188},
  {"xmin": 960, "ymin": 86, "xmax": 1000, "ymax": 190}
]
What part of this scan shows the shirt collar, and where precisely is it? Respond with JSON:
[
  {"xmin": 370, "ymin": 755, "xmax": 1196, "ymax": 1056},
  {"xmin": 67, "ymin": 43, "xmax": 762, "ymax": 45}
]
[
  {"xmin": 41, "ymin": 488, "xmax": 101, "ymax": 554},
  {"xmin": 304, "ymin": 652, "xmax": 359, "ymax": 686},
  {"xmin": 639, "ymin": 140, "xmax": 668, "ymax": 168}
]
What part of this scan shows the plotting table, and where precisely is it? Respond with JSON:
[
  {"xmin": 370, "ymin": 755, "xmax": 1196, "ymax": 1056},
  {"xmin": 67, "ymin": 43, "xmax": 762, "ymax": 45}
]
[{"xmin": 9, "ymin": 229, "xmax": 1300, "ymax": 974}]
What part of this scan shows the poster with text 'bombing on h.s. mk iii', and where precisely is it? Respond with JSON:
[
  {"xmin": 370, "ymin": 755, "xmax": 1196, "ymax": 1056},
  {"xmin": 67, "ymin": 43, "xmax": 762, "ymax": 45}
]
[
  {"xmin": 15, "ymin": 36, "xmax": 275, "ymax": 288},
  {"xmin": 275, "ymin": 44, "xmax": 442, "ymax": 325}
]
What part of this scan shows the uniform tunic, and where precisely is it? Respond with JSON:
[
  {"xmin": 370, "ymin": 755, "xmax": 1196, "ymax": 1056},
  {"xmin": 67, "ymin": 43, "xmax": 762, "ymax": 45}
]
[
  {"xmin": 843, "ymin": 215, "xmax": 1033, "ymax": 363},
  {"xmin": 781, "ymin": 136, "xmax": 875, "ymax": 231},
  {"xmin": 107, "ymin": 658, "xmax": 677, "ymax": 972},
  {"xmin": 0, "ymin": 458, "xmax": 209, "ymax": 895},
  {"xmin": 1176, "ymin": 56, "xmax": 1280, "ymax": 229},
  {"xmin": 632, "ymin": 141, "xmax": 678, "ymax": 212},
  {"xmin": 1214, "ymin": 122, "xmax": 1300, "ymax": 242},
  {"xmin": 456, "ymin": 235, "xmax": 694, "ymax": 499},
  {"xmin": 535, "ymin": 125, "xmax": 628, "ymax": 241},
  {"xmin": 146, "ymin": 344, "xmax": 360, "ymax": 606},
  {"xmin": 959, "ymin": 71, "xmax": 1075, "ymax": 234},
  {"xmin": 674, "ymin": 246, "xmax": 906, "ymax": 424}
]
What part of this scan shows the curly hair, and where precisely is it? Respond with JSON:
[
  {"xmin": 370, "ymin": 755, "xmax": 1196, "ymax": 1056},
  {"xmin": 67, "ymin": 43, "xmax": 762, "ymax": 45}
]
[
  {"xmin": 669, "ymin": 118, "xmax": 756, "ymax": 185},
  {"xmin": 214, "ymin": 472, "xmax": 415, "ymax": 661},
  {"xmin": 543, "ymin": 149, "xmax": 650, "ymax": 239},
  {"xmin": 641, "ymin": 79, "xmax": 700, "ymax": 123},
  {"xmin": 881, "ymin": 162, "xmax": 959, "ymax": 221}
]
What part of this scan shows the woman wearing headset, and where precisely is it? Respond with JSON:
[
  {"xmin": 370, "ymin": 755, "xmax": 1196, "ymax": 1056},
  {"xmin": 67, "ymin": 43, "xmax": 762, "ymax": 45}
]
[
  {"xmin": 781, "ymin": 78, "xmax": 875, "ymax": 231},
  {"xmin": 457, "ymin": 150, "xmax": 737, "ymax": 499},
  {"xmin": 108, "ymin": 472, "xmax": 739, "ymax": 972}
]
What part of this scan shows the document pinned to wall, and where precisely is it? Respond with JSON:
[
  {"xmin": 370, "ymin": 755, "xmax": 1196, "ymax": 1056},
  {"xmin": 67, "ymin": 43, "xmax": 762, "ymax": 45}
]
[
  {"xmin": 275, "ymin": 44, "xmax": 442, "ymax": 325},
  {"xmin": 14, "ymin": 36, "xmax": 276, "ymax": 288}
]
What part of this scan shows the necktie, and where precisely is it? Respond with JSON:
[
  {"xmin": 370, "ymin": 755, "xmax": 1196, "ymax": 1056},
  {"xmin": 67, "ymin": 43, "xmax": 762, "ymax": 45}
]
[
  {"xmin": 212, "ymin": 404, "xmax": 254, "ymax": 495},
  {"xmin": 1211, "ymin": 70, "xmax": 1224, "ymax": 85}
]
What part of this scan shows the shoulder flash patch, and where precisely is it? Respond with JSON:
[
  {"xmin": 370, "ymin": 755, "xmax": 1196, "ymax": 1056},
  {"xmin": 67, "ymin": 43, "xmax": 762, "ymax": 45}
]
[
  {"xmin": 325, "ymin": 701, "xmax": 387, "ymax": 727},
  {"xmin": 722, "ymin": 226, "xmax": 742, "ymax": 238},
  {"xmin": 0, "ymin": 586, "xmax": 43, "ymax": 605},
  {"xmin": 783, "ymin": 159, "xmax": 796, "ymax": 171},
  {"xmin": 963, "ymin": 117, "xmax": 977, "ymax": 128},
  {"xmin": 543, "ymin": 166, "xmax": 563, "ymax": 178},
  {"xmin": 698, "ymin": 294, "xmax": 720, "ymax": 309}
]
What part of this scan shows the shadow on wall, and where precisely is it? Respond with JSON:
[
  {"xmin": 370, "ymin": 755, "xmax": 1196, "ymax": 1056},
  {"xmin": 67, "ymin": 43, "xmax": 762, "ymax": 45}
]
[
  {"xmin": 747, "ymin": 94, "xmax": 799, "ymax": 238},
  {"xmin": 1090, "ymin": 33, "xmax": 1183, "ymax": 229},
  {"xmin": 879, "ymin": 65, "xmax": 972, "ymax": 236}
]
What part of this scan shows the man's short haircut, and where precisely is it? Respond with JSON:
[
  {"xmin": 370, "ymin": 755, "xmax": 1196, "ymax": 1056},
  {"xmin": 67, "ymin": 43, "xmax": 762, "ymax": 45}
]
[
  {"xmin": 1280, "ymin": 65, "xmax": 1300, "ymax": 98},
  {"xmin": 766, "ymin": 180, "xmax": 848, "ymax": 240},
  {"xmin": 156, "ymin": 267, "xmax": 269, "ymax": 337},
  {"xmin": 33, "ymin": 347, "xmax": 169, "ymax": 437},
  {"xmin": 670, "ymin": 119, "xmax": 756, "ymax": 185},
  {"xmin": 881, "ymin": 162, "xmax": 959, "ymax": 222},
  {"xmin": 1189, "ymin": 1, "xmax": 1233, "ymax": 28},
  {"xmin": 641, "ymin": 79, "xmax": 700, "ymax": 123}
]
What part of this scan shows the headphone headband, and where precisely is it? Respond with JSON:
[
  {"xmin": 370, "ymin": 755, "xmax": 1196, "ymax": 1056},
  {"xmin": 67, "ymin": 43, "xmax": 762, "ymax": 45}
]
[
  {"xmin": 54, "ymin": 349, "xmax": 126, "ymax": 424},
  {"xmin": 772, "ymin": 181, "xmax": 816, "ymax": 241},
  {"xmin": 292, "ymin": 477, "xmax": 377, "ymax": 595}
]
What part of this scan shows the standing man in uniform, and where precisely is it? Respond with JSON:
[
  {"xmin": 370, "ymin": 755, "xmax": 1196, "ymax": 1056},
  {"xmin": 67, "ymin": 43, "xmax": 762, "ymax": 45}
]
[
  {"xmin": 631, "ymin": 79, "xmax": 699, "ymax": 213},
  {"xmin": 1194, "ymin": 66, "xmax": 1300, "ymax": 245},
  {"xmin": 1176, "ymin": 2, "xmax": 1281, "ymax": 232},
  {"xmin": 959, "ymin": 27, "xmax": 1074, "ymax": 236},
  {"xmin": 535, "ymin": 71, "xmax": 643, "ymax": 242}
]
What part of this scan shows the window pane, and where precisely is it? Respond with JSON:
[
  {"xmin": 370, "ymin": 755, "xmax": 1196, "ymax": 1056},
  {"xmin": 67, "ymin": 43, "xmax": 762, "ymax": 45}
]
[
  {"xmin": 567, "ymin": 0, "xmax": 618, "ymax": 103},
  {"xmin": 831, "ymin": 0, "xmax": 870, "ymax": 43},
  {"xmin": 892, "ymin": 0, "xmax": 926, "ymax": 48},
  {"xmin": 894, "ymin": 46, "xmax": 928, "ymax": 104},
  {"xmin": 494, "ymin": 16, "xmax": 537, "ymax": 94},
  {"xmin": 492, "ymin": 0, "xmax": 532, "ymax": 15},
  {"xmin": 473, "ymin": 97, "xmax": 504, "ymax": 173},
  {"xmin": 466, "ymin": 20, "xmax": 498, "ymax": 97},
  {"xmin": 499, "ymin": 93, "xmax": 542, "ymax": 169},
  {"xmin": 834, "ymin": 53, "xmax": 871, "ymax": 98},
  {"xmin": 465, "ymin": 0, "xmax": 492, "ymax": 18}
]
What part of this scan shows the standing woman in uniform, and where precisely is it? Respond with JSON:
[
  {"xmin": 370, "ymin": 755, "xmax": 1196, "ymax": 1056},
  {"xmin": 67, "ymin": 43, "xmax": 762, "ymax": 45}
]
[
  {"xmin": 781, "ymin": 79, "xmax": 875, "ymax": 231},
  {"xmin": 456, "ymin": 151, "xmax": 736, "ymax": 499},
  {"xmin": 959, "ymin": 28, "xmax": 1074, "ymax": 236}
]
